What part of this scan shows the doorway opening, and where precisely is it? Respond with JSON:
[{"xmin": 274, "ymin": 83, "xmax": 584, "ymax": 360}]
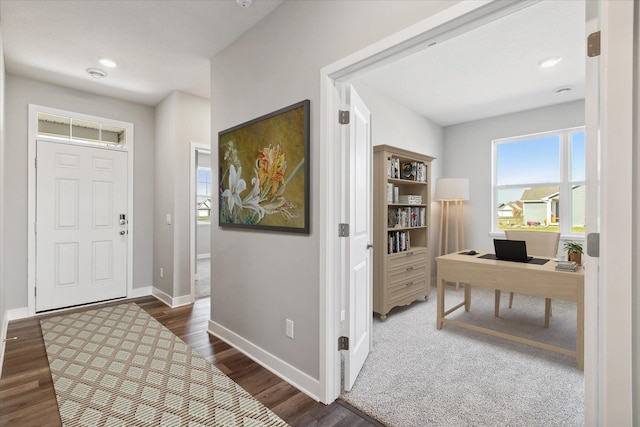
[
  {"xmin": 321, "ymin": 0, "xmax": 592, "ymax": 420},
  {"xmin": 190, "ymin": 143, "xmax": 211, "ymax": 300}
]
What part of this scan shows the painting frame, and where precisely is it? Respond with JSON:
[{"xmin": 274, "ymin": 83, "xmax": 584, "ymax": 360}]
[{"xmin": 218, "ymin": 99, "xmax": 310, "ymax": 234}]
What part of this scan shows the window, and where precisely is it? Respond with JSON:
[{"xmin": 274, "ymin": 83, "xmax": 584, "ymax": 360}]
[
  {"xmin": 493, "ymin": 127, "xmax": 585, "ymax": 235},
  {"xmin": 197, "ymin": 167, "xmax": 212, "ymax": 222},
  {"xmin": 37, "ymin": 113, "xmax": 126, "ymax": 147}
]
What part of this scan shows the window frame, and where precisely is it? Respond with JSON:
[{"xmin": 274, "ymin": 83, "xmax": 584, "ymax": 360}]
[{"xmin": 491, "ymin": 126, "xmax": 585, "ymax": 238}]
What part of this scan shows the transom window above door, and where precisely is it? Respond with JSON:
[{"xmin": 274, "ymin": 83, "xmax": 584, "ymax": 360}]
[{"xmin": 37, "ymin": 113, "xmax": 126, "ymax": 147}]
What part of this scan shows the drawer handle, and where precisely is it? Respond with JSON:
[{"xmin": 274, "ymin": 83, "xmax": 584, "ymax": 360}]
[
  {"xmin": 406, "ymin": 266, "xmax": 414, "ymax": 271},
  {"xmin": 406, "ymin": 281, "xmax": 414, "ymax": 287},
  {"xmin": 405, "ymin": 252, "xmax": 414, "ymax": 256}
]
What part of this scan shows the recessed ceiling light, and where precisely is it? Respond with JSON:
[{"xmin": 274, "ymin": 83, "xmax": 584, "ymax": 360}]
[
  {"xmin": 554, "ymin": 86, "xmax": 573, "ymax": 94},
  {"xmin": 237, "ymin": 0, "xmax": 252, "ymax": 7},
  {"xmin": 99, "ymin": 58, "xmax": 117, "ymax": 68},
  {"xmin": 538, "ymin": 57, "xmax": 562, "ymax": 68},
  {"xmin": 87, "ymin": 68, "xmax": 107, "ymax": 79}
]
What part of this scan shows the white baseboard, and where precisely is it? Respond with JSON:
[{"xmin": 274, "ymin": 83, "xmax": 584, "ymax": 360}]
[
  {"xmin": 152, "ymin": 287, "xmax": 193, "ymax": 308},
  {"xmin": 131, "ymin": 286, "xmax": 152, "ymax": 298},
  {"xmin": 197, "ymin": 254, "xmax": 211, "ymax": 260},
  {"xmin": 7, "ymin": 307, "xmax": 29, "ymax": 321},
  {"xmin": 208, "ymin": 320, "xmax": 321, "ymax": 402}
]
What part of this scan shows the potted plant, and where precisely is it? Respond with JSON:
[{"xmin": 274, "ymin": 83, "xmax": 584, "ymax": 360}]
[{"xmin": 563, "ymin": 241, "xmax": 583, "ymax": 266}]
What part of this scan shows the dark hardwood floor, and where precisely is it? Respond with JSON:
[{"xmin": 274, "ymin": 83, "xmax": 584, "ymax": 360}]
[{"xmin": 0, "ymin": 296, "xmax": 384, "ymax": 426}]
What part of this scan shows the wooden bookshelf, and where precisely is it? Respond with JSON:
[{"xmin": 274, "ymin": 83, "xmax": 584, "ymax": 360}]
[{"xmin": 373, "ymin": 145, "xmax": 435, "ymax": 320}]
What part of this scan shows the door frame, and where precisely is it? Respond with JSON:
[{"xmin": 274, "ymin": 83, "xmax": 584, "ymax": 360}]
[
  {"xmin": 189, "ymin": 142, "xmax": 211, "ymax": 302},
  {"xmin": 27, "ymin": 104, "xmax": 135, "ymax": 316},
  {"xmin": 319, "ymin": 2, "xmax": 636, "ymax": 423}
]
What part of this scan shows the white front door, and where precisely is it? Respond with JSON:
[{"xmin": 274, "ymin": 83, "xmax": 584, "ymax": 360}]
[
  {"xmin": 344, "ymin": 86, "xmax": 373, "ymax": 391},
  {"xmin": 36, "ymin": 141, "xmax": 128, "ymax": 312}
]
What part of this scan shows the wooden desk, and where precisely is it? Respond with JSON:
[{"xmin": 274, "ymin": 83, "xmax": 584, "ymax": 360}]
[{"xmin": 436, "ymin": 252, "xmax": 584, "ymax": 370}]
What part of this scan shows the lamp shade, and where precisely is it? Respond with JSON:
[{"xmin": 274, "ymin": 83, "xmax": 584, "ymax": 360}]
[{"xmin": 435, "ymin": 178, "xmax": 469, "ymax": 201}]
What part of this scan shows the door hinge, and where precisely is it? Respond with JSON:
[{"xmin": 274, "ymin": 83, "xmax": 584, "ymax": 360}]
[
  {"xmin": 339, "ymin": 110, "xmax": 350, "ymax": 125},
  {"xmin": 586, "ymin": 233, "xmax": 600, "ymax": 258},
  {"xmin": 338, "ymin": 223, "xmax": 349, "ymax": 237},
  {"xmin": 34, "ymin": 157, "xmax": 37, "ymax": 168},
  {"xmin": 34, "ymin": 222, "xmax": 37, "ymax": 233},
  {"xmin": 587, "ymin": 31, "xmax": 601, "ymax": 57},
  {"xmin": 338, "ymin": 336, "xmax": 349, "ymax": 351},
  {"xmin": 34, "ymin": 287, "xmax": 37, "ymax": 297}
]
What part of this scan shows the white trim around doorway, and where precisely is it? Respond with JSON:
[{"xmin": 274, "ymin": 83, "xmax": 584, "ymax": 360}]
[
  {"xmin": 317, "ymin": 0, "xmax": 593, "ymax": 405},
  {"xmin": 27, "ymin": 104, "xmax": 135, "ymax": 316},
  {"xmin": 189, "ymin": 142, "xmax": 210, "ymax": 302}
]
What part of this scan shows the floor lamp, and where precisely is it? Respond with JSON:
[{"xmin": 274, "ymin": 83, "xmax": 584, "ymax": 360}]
[{"xmin": 435, "ymin": 178, "xmax": 470, "ymax": 256}]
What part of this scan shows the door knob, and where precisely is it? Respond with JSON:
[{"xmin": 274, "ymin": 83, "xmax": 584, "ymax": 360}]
[
  {"xmin": 366, "ymin": 243, "xmax": 373, "ymax": 250},
  {"xmin": 119, "ymin": 230, "xmax": 126, "ymax": 235}
]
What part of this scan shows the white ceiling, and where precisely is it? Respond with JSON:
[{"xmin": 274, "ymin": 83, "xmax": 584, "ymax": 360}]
[
  {"xmin": 0, "ymin": 0, "xmax": 283, "ymax": 106},
  {"xmin": 0, "ymin": 0, "xmax": 585, "ymax": 124},
  {"xmin": 355, "ymin": 0, "xmax": 586, "ymax": 126}
]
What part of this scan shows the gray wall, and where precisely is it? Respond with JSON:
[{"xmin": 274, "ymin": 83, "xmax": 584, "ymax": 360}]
[
  {"xmin": 0, "ymin": 27, "xmax": 6, "ymax": 372},
  {"xmin": 154, "ymin": 91, "xmax": 210, "ymax": 299},
  {"xmin": 4, "ymin": 74, "xmax": 156, "ymax": 309},
  {"xmin": 210, "ymin": 0, "xmax": 458, "ymax": 381},
  {"xmin": 442, "ymin": 100, "xmax": 585, "ymax": 253}
]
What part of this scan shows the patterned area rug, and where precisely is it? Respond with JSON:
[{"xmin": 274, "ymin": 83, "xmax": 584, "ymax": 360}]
[{"xmin": 40, "ymin": 303, "xmax": 289, "ymax": 427}]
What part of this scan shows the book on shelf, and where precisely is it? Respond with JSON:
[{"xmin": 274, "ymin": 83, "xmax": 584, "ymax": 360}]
[
  {"xmin": 555, "ymin": 261, "xmax": 578, "ymax": 271},
  {"xmin": 387, "ymin": 230, "xmax": 411, "ymax": 254},
  {"xmin": 416, "ymin": 163, "xmax": 427, "ymax": 182},
  {"xmin": 388, "ymin": 206, "xmax": 426, "ymax": 228},
  {"xmin": 387, "ymin": 157, "xmax": 401, "ymax": 179}
]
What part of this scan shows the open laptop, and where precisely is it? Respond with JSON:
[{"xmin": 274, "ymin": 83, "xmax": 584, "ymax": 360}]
[{"xmin": 493, "ymin": 239, "xmax": 533, "ymax": 262}]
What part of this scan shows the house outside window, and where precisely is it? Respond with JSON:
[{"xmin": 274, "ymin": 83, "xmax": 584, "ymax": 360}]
[
  {"xmin": 493, "ymin": 127, "xmax": 585, "ymax": 236},
  {"xmin": 197, "ymin": 167, "xmax": 212, "ymax": 222}
]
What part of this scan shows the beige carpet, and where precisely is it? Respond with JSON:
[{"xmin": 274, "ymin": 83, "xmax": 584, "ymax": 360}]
[
  {"xmin": 40, "ymin": 303, "xmax": 289, "ymax": 427},
  {"xmin": 341, "ymin": 285, "xmax": 584, "ymax": 426}
]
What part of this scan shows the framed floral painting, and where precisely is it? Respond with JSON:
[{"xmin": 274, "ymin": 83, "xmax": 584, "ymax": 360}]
[{"xmin": 218, "ymin": 100, "xmax": 310, "ymax": 233}]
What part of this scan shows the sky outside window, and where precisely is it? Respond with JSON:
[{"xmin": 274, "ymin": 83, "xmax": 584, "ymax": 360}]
[
  {"xmin": 570, "ymin": 131, "xmax": 585, "ymax": 181},
  {"xmin": 496, "ymin": 135, "xmax": 560, "ymax": 186}
]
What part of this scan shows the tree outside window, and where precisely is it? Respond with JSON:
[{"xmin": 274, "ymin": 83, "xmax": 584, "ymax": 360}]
[{"xmin": 493, "ymin": 127, "xmax": 585, "ymax": 235}]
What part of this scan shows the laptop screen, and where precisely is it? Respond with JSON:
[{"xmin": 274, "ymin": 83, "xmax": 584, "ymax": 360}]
[{"xmin": 493, "ymin": 239, "xmax": 532, "ymax": 262}]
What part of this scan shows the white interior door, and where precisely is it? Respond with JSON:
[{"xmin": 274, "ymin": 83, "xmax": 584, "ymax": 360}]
[
  {"xmin": 36, "ymin": 141, "xmax": 128, "ymax": 312},
  {"xmin": 344, "ymin": 86, "xmax": 373, "ymax": 392}
]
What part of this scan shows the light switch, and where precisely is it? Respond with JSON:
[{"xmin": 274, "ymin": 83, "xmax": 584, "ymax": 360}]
[{"xmin": 166, "ymin": 214, "xmax": 172, "ymax": 225}]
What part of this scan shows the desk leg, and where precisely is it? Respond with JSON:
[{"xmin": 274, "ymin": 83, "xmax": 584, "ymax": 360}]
[
  {"xmin": 494, "ymin": 290, "xmax": 501, "ymax": 317},
  {"xmin": 437, "ymin": 275, "xmax": 444, "ymax": 329},
  {"xmin": 464, "ymin": 283, "xmax": 471, "ymax": 312}
]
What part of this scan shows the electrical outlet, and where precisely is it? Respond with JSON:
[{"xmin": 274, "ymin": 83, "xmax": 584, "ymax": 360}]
[
  {"xmin": 285, "ymin": 319, "xmax": 294, "ymax": 339},
  {"xmin": 160, "ymin": 268, "xmax": 164, "ymax": 278}
]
